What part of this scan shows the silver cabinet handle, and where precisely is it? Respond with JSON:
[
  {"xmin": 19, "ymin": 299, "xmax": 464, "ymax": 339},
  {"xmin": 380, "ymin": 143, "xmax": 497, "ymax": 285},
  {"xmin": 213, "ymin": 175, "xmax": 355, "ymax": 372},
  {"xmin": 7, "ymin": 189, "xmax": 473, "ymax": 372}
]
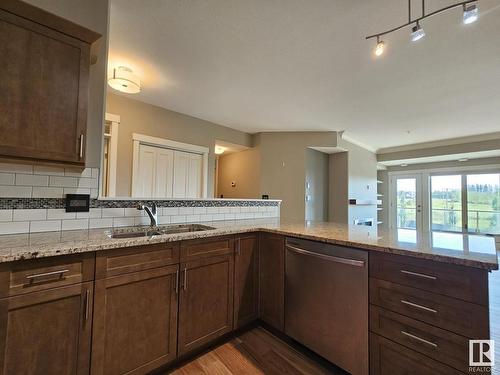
[
  {"xmin": 401, "ymin": 299, "xmax": 437, "ymax": 314},
  {"xmin": 401, "ymin": 330, "xmax": 438, "ymax": 348},
  {"xmin": 286, "ymin": 244, "xmax": 365, "ymax": 267},
  {"xmin": 174, "ymin": 269, "xmax": 179, "ymax": 294},
  {"xmin": 183, "ymin": 268, "xmax": 187, "ymax": 291},
  {"xmin": 400, "ymin": 269, "xmax": 437, "ymax": 280},
  {"xmin": 84, "ymin": 289, "xmax": 90, "ymax": 322},
  {"xmin": 79, "ymin": 134, "xmax": 85, "ymax": 159},
  {"xmin": 26, "ymin": 269, "xmax": 69, "ymax": 281}
]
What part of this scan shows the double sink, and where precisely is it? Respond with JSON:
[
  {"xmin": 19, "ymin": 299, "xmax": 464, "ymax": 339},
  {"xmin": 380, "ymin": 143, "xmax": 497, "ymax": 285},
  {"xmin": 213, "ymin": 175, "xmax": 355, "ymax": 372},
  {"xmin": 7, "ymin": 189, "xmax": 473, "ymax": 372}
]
[{"xmin": 107, "ymin": 224, "xmax": 216, "ymax": 239}]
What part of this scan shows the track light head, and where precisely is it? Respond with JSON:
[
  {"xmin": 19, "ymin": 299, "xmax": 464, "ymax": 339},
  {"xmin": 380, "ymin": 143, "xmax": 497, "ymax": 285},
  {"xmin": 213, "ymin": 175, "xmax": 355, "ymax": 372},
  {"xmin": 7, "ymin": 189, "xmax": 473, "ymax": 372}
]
[
  {"xmin": 411, "ymin": 22, "xmax": 425, "ymax": 42},
  {"xmin": 374, "ymin": 38, "xmax": 385, "ymax": 57},
  {"xmin": 463, "ymin": 3, "xmax": 478, "ymax": 24}
]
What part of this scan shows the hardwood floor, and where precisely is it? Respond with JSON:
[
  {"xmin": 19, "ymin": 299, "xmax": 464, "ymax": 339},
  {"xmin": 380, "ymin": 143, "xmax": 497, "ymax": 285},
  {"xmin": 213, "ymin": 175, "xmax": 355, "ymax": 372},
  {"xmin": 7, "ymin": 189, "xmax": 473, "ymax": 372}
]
[{"xmin": 166, "ymin": 327, "xmax": 346, "ymax": 374}]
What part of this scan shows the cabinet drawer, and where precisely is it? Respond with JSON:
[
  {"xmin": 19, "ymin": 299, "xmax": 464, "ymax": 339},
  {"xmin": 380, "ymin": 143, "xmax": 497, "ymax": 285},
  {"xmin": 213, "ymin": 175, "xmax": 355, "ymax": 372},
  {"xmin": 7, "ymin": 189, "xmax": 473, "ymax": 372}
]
[
  {"xmin": 0, "ymin": 253, "xmax": 94, "ymax": 298},
  {"xmin": 370, "ymin": 333, "xmax": 463, "ymax": 375},
  {"xmin": 96, "ymin": 242, "xmax": 180, "ymax": 279},
  {"xmin": 369, "ymin": 252, "xmax": 488, "ymax": 305},
  {"xmin": 370, "ymin": 306, "xmax": 470, "ymax": 373},
  {"xmin": 370, "ymin": 278, "xmax": 489, "ymax": 338},
  {"xmin": 180, "ymin": 236, "xmax": 234, "ymax": 262}
]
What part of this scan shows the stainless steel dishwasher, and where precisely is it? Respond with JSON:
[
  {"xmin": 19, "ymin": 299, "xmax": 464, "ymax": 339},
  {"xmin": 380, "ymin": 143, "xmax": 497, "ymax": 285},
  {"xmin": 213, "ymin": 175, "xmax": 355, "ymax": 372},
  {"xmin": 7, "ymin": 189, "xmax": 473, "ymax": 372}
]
[{"xmin": 285, "ymin": 237, "xmax": 368, "ymax": 375}]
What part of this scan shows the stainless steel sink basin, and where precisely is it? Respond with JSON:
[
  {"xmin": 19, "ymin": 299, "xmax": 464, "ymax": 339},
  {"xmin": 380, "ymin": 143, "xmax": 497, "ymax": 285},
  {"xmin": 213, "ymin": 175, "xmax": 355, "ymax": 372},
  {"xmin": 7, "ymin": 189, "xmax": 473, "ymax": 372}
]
[{"xmin": 107, "ymin": 224, "xmax": 215, "ymax": 239}]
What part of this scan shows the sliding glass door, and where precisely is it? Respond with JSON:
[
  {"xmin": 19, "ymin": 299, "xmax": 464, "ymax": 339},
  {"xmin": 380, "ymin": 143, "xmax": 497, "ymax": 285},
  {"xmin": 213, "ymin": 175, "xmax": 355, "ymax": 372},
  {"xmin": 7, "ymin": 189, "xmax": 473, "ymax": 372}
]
[
  {"xmin": 430, "ymin": 175, "xmax": 463, "ymax": 232},
  {"xmin": 466, "ymin": 173, "xmax": 500, "ymax": 234}
]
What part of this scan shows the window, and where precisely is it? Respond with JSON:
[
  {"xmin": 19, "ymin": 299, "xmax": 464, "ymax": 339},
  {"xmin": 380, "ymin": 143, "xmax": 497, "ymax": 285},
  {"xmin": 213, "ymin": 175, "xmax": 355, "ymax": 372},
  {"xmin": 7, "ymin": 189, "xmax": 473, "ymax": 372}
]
[
  {"xmin": 396, "ymin": 178, "xmax": 417, "ymax": 229},
  {"xmin": 430, "ymin": 175, "xmax": 462, "ymax": 232},
  {"xmin": 467, "ymin": 174, "xmax": 500, "ymax": 234}
]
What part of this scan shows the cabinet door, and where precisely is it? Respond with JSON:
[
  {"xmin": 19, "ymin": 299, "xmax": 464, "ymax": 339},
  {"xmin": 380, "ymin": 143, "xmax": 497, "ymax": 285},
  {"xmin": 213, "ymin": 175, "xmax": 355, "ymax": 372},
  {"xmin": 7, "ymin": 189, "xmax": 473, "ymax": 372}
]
[
  {"xmin": 135, "ymin": 144, "xmax": 157, "ymax": 197},
  {"xmin": 186, "ymin": 153, "xmax": 202, "ymax": 198},
  {"xmin": 0, "ymin": 282, "xmax": 93, "ymax": 375},
  {"xmin": 155, "ymin": 147, "xmax": 174, "ymax": 198},
  {"xmin": 234, "ymin": 234, "xmax": 259, "ymax": 328},
  {"xmin": 0, "ymin": 9, "xmax": 91, "ymax": 164},
  {"xmin": 259, "ymin": 233, "xmax": 284, "ymax": 331},
  {"xmin": 178, "ymin": 255, "xmax": 234, "ymax": 356},
  {"xmin": 91, "ymin": 266, "xmax": 179, "ymax": 375},
  {"xmin": 173, "ymin": 151, "xmax": 190, "ymax": 198}
]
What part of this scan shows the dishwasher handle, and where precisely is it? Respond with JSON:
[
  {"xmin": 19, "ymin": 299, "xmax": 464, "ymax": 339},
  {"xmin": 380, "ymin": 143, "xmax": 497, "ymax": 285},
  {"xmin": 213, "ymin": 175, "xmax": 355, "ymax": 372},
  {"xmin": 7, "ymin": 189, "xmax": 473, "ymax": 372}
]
[{"xmin": 286, "ymin": 244, "xmax": 365, "ymax": 268}]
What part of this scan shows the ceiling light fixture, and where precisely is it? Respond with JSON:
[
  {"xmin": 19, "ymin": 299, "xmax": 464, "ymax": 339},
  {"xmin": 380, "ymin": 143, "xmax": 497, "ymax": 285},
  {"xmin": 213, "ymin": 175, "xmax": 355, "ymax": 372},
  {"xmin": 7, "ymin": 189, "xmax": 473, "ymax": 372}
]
[
  {"xmin": 374, "ymin": 36, "xmax": 385, "ymax": 57},
  {"xmin": 108, "ymin": 66, "xmax": 141, "ymax": 94},
  {"xmin": 411, "ymin": 22, "xmax": 425, "ymax": 42},
  {"xmin": 214, "ymin": 146, "xmax": 226, "ymax": 155},
  {"xmin": 366, "ymin": 0, "xmax": 479, "ymax": 56},
  {"xmin": 463, "ymin": 4, "xmax": 479, "ymax": 24}
]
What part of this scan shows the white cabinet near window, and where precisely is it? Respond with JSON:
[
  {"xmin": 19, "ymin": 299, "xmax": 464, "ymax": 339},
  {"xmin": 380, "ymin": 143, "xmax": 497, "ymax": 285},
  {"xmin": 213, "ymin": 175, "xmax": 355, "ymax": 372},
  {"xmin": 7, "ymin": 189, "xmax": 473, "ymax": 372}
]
[
  {"xmin": 132, "ymin": 134, "xmax": 208, "ymax": 199},
  {"xmin": 173, "ymin": 151, "xmax": 202, "ymax": 198}
]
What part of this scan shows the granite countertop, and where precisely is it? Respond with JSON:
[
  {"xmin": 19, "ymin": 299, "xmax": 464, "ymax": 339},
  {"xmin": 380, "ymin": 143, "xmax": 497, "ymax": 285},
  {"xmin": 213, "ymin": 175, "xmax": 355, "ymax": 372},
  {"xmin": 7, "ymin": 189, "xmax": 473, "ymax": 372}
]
[{"xmin": 0, "ymin": 219, "xmax": 497, "ymax": 270}]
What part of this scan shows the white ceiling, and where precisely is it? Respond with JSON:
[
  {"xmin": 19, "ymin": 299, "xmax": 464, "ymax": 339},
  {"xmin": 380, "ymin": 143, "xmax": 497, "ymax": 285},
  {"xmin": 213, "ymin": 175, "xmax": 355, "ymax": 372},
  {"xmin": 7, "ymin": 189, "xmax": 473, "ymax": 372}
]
[{"xmin": 108, "ymin": 0, "xmax": 500, "ymax": 151}]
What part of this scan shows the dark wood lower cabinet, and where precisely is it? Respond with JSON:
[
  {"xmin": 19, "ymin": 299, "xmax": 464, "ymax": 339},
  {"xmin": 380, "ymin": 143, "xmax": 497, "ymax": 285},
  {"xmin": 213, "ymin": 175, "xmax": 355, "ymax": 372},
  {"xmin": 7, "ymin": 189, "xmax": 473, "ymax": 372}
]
[
  {"xmin": 178, "ymin": 254, "xmax": 234, "ymax": 356},
  {"xmin": 0, "ymin": 282, "xmax": 93, "ymax": 375},
  {"xmin": 91, "ymin": 266, "xmax": 179, "ymax": 375},
  {"xmin": 259, "ymin": 233, "xmax": 285, "ymax": 331},
  {"xmin": 234, "ymin": 234, "xmax": 259, "ymax": 328},
  {"xmin": 370, "ymin": 333, "xmax": 463, "ymax": 375}
]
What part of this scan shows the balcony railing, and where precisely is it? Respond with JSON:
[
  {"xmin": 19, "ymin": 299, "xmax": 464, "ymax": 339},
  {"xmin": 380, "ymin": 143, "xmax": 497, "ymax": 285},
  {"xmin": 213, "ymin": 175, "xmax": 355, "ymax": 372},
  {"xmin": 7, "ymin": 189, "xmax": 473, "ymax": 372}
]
[{"xmin": 431, "ymin": 208, "xmax": 500, "ymax": 234}]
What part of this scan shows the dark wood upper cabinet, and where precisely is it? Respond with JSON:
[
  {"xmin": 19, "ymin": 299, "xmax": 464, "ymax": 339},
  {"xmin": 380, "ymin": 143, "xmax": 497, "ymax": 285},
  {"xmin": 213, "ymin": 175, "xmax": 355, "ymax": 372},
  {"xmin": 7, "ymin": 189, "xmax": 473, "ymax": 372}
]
[
  {"xmin": 0, "ymin": 282, "xmax": 93, "ymax": 375},
  {"xmin": 91, "ymin": 266, "xmax": 179, "ymax": 375},
  {"xmin": 259, "ymin": 232, "xmax": 285, "ymax": 331},
  {"xmin": 234, "ymin": 233, "xmax": 259, "ymax": 329},
  {"xmin": 0, "ymin": 0, "xmax": 100, "ymax": 165},
  {"xmin": 178, "ymin": 254, "xmax": 234, "ymax": 356}
]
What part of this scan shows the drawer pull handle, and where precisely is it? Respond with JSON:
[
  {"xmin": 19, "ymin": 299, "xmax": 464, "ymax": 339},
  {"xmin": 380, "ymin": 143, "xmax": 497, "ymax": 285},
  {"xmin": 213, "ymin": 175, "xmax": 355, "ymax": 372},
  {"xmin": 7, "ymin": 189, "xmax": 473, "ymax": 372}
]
[
  {"xmin": 401, "ymin": 330, "xmax": 438, "ymax": 348},
  {"xmin": 84, "ymin": 289, "xmax": 90, "ymax": 322},
  {"xmin": 286, "ymin": 244, "xmax": 365, "ymax": 267},
  {"xmin": 183, "ymin": 268, "xmax": 187, "ymax": 291},
  {"xmin": 401, "ymin": 299, "xmax": 437, "ymax": 314},
  {"xmin": 174, "ymin": 269, "xmax": 179, "ymax": 294},
  {"xmin": 26, "ymin": 269, "xmax": 69, "ymax": 282},
  {"xmin": 400, "ymin": 270, "xmax": 437, "ymax": 280}
]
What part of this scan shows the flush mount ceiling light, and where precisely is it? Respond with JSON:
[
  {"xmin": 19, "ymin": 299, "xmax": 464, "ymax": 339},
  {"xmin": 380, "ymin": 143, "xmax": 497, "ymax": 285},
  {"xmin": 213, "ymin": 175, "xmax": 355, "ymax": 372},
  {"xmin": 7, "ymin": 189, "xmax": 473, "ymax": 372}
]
[
  {"xmin": 108, "ymin": 66, "xmax": 141, "ymax": 94},
  {"xmin": 367, "ymin": 0, "xmax": 479, "ymax": 57},
  {"xmin": 214, "ymin": 146, "xmax": 226, "ymax": 155}
]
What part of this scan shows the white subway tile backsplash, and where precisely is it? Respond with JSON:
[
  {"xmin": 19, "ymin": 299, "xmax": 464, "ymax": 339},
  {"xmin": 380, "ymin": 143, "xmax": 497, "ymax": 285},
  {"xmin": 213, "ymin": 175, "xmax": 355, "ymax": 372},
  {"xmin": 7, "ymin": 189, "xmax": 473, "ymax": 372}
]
[
  {"xmin": 32, "ymin": 187, "xmax": 64, "ymax": 198},
  {"xmin": 0, "ymin": 185, "xmax": 32, "ymax": 198},
  {"xmin": 34, "ymin": 165, "xmax": 65, "ymax": 176},
  {"xmin": 101, "ymin": 208, "xmax": 125, "ymax": 218},
  {"xmin": 230, "ymin": 207, "xmax": 241, "ymax": 213},
  {"xmin": 186, "ymin": 215, "xmax": 201, "ymax": 223},
  {"xmin": 49, "ymin": 176, "xmax": 77, "ymax": 188},
  {"xmin": 224, "ymin": 213, "xmax": 236, "ymax": 220},
  {"xmin": 0, "ymin": 173, "xmax": 15, "ymax": 185},
  {"xmin": 30, "ymin": 220, "xmax": 61, "ymax": 233},
  {"xmin": 206, "ymin": 207, "xmax": 219, "ymax": 214},
  {"xmin": 134, "ymin": 216, "xmax": 150, "ymax": 226},
  {"xmin": 64, "ymin": 167, "xmax": 91, "ymax": 178},
  {"xmin": 0, "ymin": 210, "xmax": 13, "ymax": 222},
  {"xmin": 76, "ymin": 208, "xmax": 102, "ymax": 219},
  {"xmin": 62, "ymin": 219, "xmax": 89, "ymax": 231},
  {"xmin": 91, "ymin": 168, "xmax": 99, "ymax": 179},
  {"xmin": 89, "ymin": 218, "xmax": 113, "ymax": 229},
  {"xmin": 219, "ymin": 207, "xmax": 231, "ymax": 214},
  {"xmin": 178, "ymin": 207, "xmax": 194, "ymax": 215},
  {"xmin": 78, "ymin": 178, "xmax": 98, "ymax": 189},
  {"xmin": 157, "ymin": 216, "xmax": 171, "ymax": 225},
  {"xmin": 47, "ymin": 209, "xmax": 76, "ymax": 220},
  {"xmin": 162, "ymin": 207, "xmax": 179, "ymax": 216},
  {"xmin": 124, "ymin": 208, "xmax": 143, "ymax": 217},
  {"xmin": 13, "ymin": 209, "xmax": 46, "ymax": 221},
  {"xmin": 91, "ymin": 189, "xmax": 99, "ymax": 198},
  {"xmin": 0, "ymin": 162, "xmax": 33, "ymax": 174},
  {"xmin": 64, "ymin": 188, "xmax": 91, "ymax": 196},
  {"xmin": 211, "ymin": 213, "xmax": 225, "ymax": 221},
  {"xmin": 15, "ymin": 174, "xmax": 49, "ymax": 187},
  {"xmin": 193, "ymin": 207, "xmax": 207, "ymax": 214},
  {"xmin": 0, "ymin": 221, "xmax": 30, "ymax": 235},
  {"xmin": 200, "ymin": 214, "xmax": 213, "ymax": 222},
  {"xmin": 112, "ymin": 217, "xmax": 135, "ymax": 228},
  {"xmin": 171, "ymin": 215, "xmax": 187, "ymax": 224}
]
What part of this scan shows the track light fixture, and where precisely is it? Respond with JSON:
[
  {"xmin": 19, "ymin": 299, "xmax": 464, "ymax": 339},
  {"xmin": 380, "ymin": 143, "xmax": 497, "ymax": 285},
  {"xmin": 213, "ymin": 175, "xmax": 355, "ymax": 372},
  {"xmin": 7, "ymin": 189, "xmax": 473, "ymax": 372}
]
[{"xmin": 366, "ymin": 0, "xmax": 479, "ymax": 57}]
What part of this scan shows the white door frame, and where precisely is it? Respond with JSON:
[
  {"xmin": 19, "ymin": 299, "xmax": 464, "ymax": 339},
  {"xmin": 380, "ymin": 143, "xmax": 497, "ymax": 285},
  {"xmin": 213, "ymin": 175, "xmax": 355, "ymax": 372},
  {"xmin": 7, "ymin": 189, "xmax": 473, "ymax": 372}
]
[
  {"xmin": 101, "ymin": 113, "xmax": 120, "ymax": 197},
  {"xmin": 131, "ymin": 133, "xmax": 209, "ymax": 198},
  {"xmin": 388, "ymin": 173, "xmax": 428, "ymax": 231}
]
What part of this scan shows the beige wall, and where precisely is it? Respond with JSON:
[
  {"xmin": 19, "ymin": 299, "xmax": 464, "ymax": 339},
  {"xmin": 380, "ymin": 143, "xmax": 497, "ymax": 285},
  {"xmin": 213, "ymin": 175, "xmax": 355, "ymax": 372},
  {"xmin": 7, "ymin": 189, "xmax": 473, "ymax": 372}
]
[
  {"xmin": 305, "ymin": 148, "xmax": 329, "ymax": 221},
  {"xmin": 106, "ymin": 93, "xmax": 253, "ymax": 197},
  {"xmin": 255, "ymin": 132, "xmax": 339, "ymax": 221},
  {"xmin": 329, "ymin": 152, "xmax": 348, "ymax": 223},
  {"xmin": 24, "ymin": 0, "xmax": 110, "ymax": 168},
  {"xmin": 216, "ymin": 148, "xmax": 261, "ymax": 199}
]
